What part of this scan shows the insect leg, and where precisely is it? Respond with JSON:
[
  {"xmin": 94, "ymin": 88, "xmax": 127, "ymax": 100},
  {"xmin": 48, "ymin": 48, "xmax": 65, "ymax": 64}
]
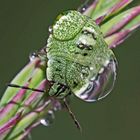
[
  {"xmin": 7, "ymin": 83, "xmax": 46, "ymax": 93},
  {"xmin": 63, "ymin": 98, "xmax": 82, "ymax": 132}
]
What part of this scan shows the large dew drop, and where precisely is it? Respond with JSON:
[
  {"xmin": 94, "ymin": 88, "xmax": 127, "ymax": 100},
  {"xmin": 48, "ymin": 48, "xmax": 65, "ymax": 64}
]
[{"xmin": 75, "ymin": 58, "xmax": 117, "ymax": 102}]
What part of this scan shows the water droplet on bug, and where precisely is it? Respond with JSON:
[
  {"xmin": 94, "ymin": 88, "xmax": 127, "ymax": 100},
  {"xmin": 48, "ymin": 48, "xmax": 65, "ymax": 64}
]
[
  {"xmin": 74, "ymin": 57, "xmax": 117, "ymax": 102},
  {"xmin": 48, "ymin": 26, "xmax": 53, "ymax": 34},
  {"xmin": 81, "ymin": 7, "xmax": 86, "ymax": 13},
  {"xmin": 29, "ymin": 52, "xmax": 39, "ymax": 61},
  {"xmin": 40, "ymin": 110, "xmax": 55, "ymax": 127}
]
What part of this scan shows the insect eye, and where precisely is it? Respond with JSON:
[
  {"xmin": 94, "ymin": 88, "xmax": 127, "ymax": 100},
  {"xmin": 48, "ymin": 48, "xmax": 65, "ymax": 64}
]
[
  {"xmin": 77, "ymin": 43, "xmax": 93, "ymax": 50},
  {"xmin": 82, "ymin": 29, "xmax": 97, "ymax": 40},
  {"xmin": 76, "ymin": 27, "xmax": 98, "ymax": 50},
  {"xmin": 74, "ymin": 57, "xmax": 117, "ymax": 102}
]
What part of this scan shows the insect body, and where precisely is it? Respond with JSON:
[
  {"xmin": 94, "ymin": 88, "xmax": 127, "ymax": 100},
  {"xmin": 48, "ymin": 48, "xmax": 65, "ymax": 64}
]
[
  {"xmin": 46, "ymin": 10, "xmax": 117, "ymax": 102},
  {"xmin": 6, "ymin": 10, "xmax": 117, "ymax": 131}
]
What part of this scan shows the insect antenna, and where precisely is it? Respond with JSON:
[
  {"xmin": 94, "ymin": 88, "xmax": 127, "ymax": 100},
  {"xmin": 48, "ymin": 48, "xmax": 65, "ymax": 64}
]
[
  {"xmin": 7, "ymin": 83, "xmax": 46, "ymax": 93},
  {"xmin": 63, "ymin": 98, "xmax": 82, "ymax": 132}
]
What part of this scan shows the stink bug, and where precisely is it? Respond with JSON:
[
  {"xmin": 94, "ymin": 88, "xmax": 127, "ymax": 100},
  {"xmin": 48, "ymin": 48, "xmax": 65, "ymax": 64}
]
[
  {"xmin": 46, "ymin": 10, "xmax": 117, "ymax": 102},
  {"xmin": 8, "ymin": 10, "xmax": 117, "ymax": 131}
]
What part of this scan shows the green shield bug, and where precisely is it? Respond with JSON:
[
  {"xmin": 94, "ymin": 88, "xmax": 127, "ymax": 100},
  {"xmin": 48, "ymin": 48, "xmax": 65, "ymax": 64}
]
[
  {"xmin": 46, "ymin": 10, "xmax": 117, "ymax": 102},
  {"xmin": 8, "ymin": 10, "xmax": 117, "ymax": 102},
  {"xmin": 7, "ymin": 10, "xmax": 117, "ymax": 130}
]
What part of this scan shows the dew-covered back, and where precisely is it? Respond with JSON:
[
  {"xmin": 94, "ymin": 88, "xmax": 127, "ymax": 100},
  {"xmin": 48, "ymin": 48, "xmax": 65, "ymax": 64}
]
[
  {"xmin": 53, "ymin": 11, "xmax": 87, "ymax": 41},
  {"xmin": 46, "ymin": 10, "xmax": 117, "ymax": 102}
]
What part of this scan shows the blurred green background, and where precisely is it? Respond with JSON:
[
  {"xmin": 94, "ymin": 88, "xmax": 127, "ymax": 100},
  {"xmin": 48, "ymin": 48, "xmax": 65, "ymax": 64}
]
[{"xmin": 0, "ymin": 0, "xmax": 140, "ymax": 140}]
